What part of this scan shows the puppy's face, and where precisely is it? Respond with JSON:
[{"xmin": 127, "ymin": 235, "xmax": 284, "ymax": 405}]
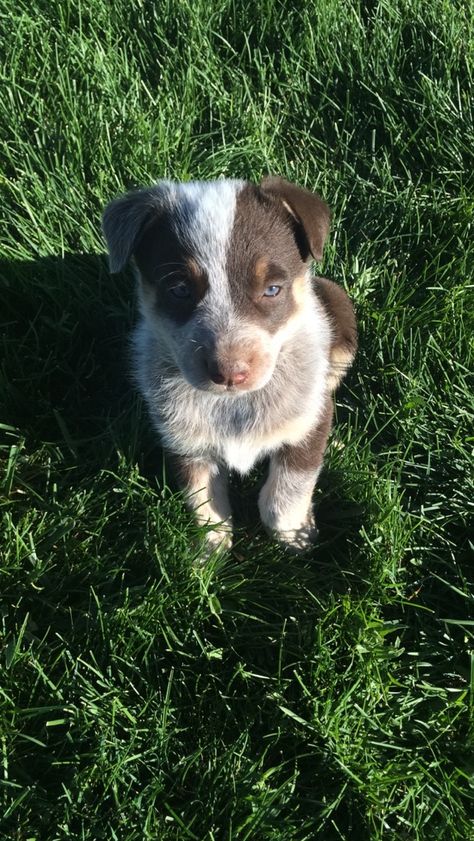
[{"xmin": 103, "ymin": 178, "xmax": 330, "ymax": 395}]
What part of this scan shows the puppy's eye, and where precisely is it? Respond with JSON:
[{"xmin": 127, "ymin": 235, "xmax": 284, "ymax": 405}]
[
  {"xmin": 263, "ymin": 285, "xmax": 281, "ymax": 298},
  {"xmin": 170, "ymin": 282, "xmax": 191, "ymax": 299}
]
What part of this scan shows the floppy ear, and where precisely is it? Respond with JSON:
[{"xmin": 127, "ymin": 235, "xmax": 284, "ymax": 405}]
[
  {"xmin": 102, "ymin": 186, "xmax": 167, "ymax": 273},
  {"xmin": 260, "ymin": 176, "xmax": 331, "ymax": 261}
]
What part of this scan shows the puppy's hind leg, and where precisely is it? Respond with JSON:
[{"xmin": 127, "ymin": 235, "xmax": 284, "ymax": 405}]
[
  {"xmin": 258, "ymin": 400, "xmax": 333, "ymax": 553},
  {"xmin": 172, "ymin": 455, "xmax": 233, "ymax": 554}
]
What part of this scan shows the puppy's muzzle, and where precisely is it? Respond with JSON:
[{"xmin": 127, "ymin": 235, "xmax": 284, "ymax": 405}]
[{"xmin": 191, "ymin": 328, "xmax": 274, "ymax": 393}]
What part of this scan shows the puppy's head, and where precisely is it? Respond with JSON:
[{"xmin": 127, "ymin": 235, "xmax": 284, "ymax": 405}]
[{"xmin": 102, "ymin": 177, "xmax": 330, "ymax": 394}]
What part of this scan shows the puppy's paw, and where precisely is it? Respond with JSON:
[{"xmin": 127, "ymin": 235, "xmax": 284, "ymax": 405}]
[
  {"xmin": 194, "ymin": 527, "xmax": 233, "ymax": 565},
  {"xmin": 206, "ymin": 528, "xmax": 233, "ymax": 553},
  {"xmin": 270, "ymin": 518, "xmax": 319, "ymax": 554},
  {"xmin": 260, "ymin": 505, "xmax": 319, "ymax": 553},
  {"xmin": 259, "ymin": 489, "xmax": 318, "ymax": 554}
]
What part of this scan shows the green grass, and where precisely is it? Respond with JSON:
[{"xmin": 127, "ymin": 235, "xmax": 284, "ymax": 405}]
[{"xmin": 1, "ymin": 0, "xmax": 473, "ymax": 838}]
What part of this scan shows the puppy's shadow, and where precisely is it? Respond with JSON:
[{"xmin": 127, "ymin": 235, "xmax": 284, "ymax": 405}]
[{"xmin": 1, "ymin": 252, "xmax": 153, "ymax": 470}]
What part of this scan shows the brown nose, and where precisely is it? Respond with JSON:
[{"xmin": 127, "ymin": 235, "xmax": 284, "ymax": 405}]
[{"xmin": 207, "ymin": 363, "xmax": 248, "ymax": 387}]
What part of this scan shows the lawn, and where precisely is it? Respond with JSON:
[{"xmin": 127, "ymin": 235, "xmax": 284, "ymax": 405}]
[{"xmin": 1, "ymin": 0, "xmax": 473, "ymax": 838}]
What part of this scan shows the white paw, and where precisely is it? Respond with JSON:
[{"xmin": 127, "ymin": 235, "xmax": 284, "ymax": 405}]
[
  {"xmin": 206, "ymin": 528, "xmax": 233, "ymax": 552},
  {"xmin": 194, "ymin": 526, "xmax": 233, "ymax": 564},
  {"xmin": 268, "ymin": 518, "xmax": 318, "ymax": 554},
  {"xmin": 259, "ymin": 488, "xmax": 318, "ymax": 553}
]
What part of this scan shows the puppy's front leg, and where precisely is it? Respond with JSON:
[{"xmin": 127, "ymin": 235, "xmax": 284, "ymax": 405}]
[
  {"xmin": 258, "ymin": 401, "xmax": 333, "ymax": 553},
  {"xmin": 173, "ymin": 456, "xmax": 233, "ymax": 552}
]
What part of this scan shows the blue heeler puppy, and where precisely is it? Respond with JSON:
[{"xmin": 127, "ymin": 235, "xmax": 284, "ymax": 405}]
[{"xmin": 102, "ymin": 177, "xmax": 357, "ymax": 553}]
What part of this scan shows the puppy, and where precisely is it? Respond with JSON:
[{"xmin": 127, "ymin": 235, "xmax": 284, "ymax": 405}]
[{"xmin": 102, "ymin": 177, "xmax": 357, "ymax": 553}]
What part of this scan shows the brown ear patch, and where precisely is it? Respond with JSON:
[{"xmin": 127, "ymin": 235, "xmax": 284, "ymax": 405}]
[{"xmin": 260, "ymin": 176, "xmax": 331, "ymax": 262}]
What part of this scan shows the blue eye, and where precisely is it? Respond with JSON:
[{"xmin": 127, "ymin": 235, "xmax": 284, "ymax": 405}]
[
  {"xmin": 170, "ymin": 282, "xmax": 191, "ymax": 299},
  {"xmin": 263, "ymin": 285, "xmax": 281, "ymax": 297}
]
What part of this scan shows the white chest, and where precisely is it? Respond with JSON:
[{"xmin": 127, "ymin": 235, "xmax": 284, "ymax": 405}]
[{"xmin": 152, "ymin": 374, "xmax": 327, "ymax": 474}]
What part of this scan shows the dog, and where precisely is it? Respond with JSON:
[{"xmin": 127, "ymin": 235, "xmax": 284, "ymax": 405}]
[{"xmin": 102, "ymin": 176, "xmax": 357, "ymax": 553}]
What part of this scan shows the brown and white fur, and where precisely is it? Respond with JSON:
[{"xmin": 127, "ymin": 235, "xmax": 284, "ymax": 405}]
[{"xmin": 102, "ymin": 176, "xmax": 357, "ymax": 553}]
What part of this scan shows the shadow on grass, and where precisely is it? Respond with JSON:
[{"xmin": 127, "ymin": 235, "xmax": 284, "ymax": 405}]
[{"xmin": 1, "ymin": 252, "xmax": 157, "ymax": 468}]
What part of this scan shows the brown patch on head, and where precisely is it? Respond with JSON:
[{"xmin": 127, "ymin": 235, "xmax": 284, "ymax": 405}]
[
  {"xmin": 225, "ymin": 183, "xmax": 310, "ymax": 333},
  {"xmin": 134, "ymin": 217, "xmax": 209, "ymax": 324}
]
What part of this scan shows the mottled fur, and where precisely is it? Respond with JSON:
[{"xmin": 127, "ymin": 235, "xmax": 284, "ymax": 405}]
[{"xmin": 102, "ymin": 177, "xmax": 357, "ymax": 553}]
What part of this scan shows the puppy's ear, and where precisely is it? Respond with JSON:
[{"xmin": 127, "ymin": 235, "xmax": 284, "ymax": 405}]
[
  {"xmin": 102, "ymin": 186, "xmax": 166, "ymax": 273},
  {"xmin": 260, "ymin": 176, "xmax": 330, "ymax": 261}
]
